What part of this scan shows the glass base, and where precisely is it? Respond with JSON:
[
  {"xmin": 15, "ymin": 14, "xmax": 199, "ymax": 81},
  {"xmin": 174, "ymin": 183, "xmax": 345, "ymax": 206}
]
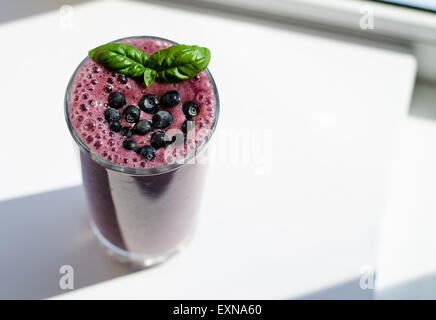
[{"xmin": 90, "ymin": 221, "xmax": 190, "ymax": 269}]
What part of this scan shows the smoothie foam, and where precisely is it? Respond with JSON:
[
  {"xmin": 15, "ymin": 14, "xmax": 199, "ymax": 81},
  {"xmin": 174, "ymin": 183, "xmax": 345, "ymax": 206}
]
[{"xmin": 67, "ymin": 37, "xmax": 217, "ymax": 169}]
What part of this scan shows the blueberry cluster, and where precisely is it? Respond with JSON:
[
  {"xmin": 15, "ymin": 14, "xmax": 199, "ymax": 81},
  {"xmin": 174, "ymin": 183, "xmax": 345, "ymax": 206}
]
[{"xmin": 103, "ymin": 90, "xmax": 200, "ymax": 161}]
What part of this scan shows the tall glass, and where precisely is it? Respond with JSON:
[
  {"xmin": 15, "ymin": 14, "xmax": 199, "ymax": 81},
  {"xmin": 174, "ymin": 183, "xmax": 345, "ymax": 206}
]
[{"xmin": 65, "ymin": 36, "xmax": 219, "ymax": 268}]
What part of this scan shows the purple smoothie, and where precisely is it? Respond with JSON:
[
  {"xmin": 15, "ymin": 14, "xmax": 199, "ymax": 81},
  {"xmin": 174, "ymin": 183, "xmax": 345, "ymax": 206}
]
[
  {"xmin": 68, "ymin": 37, "xmax": 216, "ymax": 169},
  {"xmin": 65, "ymin": 36, "xmax": 218, "ymax": 264}
]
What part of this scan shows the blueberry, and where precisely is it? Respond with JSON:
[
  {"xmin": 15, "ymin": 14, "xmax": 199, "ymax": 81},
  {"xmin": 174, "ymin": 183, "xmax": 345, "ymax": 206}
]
[
  {"xmin": 108, "ymin": 91, "xmax": 126, "ymax": 109},
  {"xmin": 138, "ymin": 94, "xmax": 159, "ymax": 114},
  {"xmin": 123, "ymin": 105, "xmax": 140, "ymax": 123},
  {"xmin": 117, "ymin": 74, "xmax": 128, "ymax": 84},
  {"xmin": 182, "ymin": 120, "xmax": 194, "ymax": 134},
  {"xmin": 109, "ymin": 120, "xmax": 122, "ymax": 132},
  {"xmin": 120, "ymin": 127, "xmax": 132, "ymax": 138},
  {"xmin": 133, "ymin": 119, "xmax": 152, "ymax": 135},
  {"xmin": 160, "ymin": 90, "xmax": 180, "ymax": 107},
  {"xmin": 182, "ymin": 101, "xmax": 200, "ymax": 119},
  {"xmin": 151, "ymin": 131, "xmax": 171, "ymax": 149},
  {"xmin": 152, "ymin": 111, "xmax": 173, "ymax": 129},
  {"xmin": 104, "ymin": 108, "xmax": 121, "ymax": 122},
  {"xmin": 138, "ymin": 146, "xmax": 156, "ymax": 161},
  {"xmin": 123, "ymin": 139, "xmax": 139, "ymax": 152}
]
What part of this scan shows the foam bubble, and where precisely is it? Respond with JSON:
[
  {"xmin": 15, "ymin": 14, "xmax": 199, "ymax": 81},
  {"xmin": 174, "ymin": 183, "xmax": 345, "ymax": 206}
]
[
  {"xmin": 104, "ymin": 85, "xmax": 113, "ymax": 93},
  {"xmin": 93, "ymin": 140, "xmax": 102, "ymax": 149},
  {"xmin": 83, "ymin": 119, "xmax": 96, "ymax": 132}
]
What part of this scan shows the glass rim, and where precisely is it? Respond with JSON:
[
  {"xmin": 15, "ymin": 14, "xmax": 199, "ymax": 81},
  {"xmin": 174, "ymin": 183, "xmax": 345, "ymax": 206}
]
[{"xmin": 64, "ymin": 35, "xmax": 220, "ymax": 176}]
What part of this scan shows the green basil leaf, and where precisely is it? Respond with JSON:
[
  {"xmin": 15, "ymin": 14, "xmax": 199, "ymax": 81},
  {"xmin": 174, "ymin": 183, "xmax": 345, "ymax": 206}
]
[
  {"xmin": 148, "ymin": 45, "xmax": 211, "ymax": 82},
  {"xmin": 88, "ymin": 43, "xmax": 148, "ymax": 78},
  {"xmin": 143, "ymin": 68, "xmax": 157, "ymax": 87}
]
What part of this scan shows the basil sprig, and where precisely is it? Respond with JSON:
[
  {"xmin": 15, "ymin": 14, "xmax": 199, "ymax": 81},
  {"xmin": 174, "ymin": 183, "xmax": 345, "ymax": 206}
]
[
  {"xmin": 88, "ymin": 42, "xmax": 211, "ymax": 87},
  {"xmin": 88, "ymin": 43, "xmax": 148, "ymax": 78},
  {"xmin": 148, "ymin": 45, "xmax": 211, "ymax": 82}
]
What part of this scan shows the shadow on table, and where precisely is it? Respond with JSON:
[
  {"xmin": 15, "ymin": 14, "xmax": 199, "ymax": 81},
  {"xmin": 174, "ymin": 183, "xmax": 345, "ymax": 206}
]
[
  {"xmin": 0, "ymin": 186, "xmax": 135, "ymax": 300},
  {"xmin": 0, "ymin": 186, "xmax": 379, "ymax": 300},
  {"xmin": 296, "ymin": 277, "xmax": 374, "ymax": 300},
  {"xmin": 376, "ymin": 273, "xmax": 436, "ymax": 300},
  {"xmin": 408, "ymin": 80, "xmax": 436, "ymax": 122}
]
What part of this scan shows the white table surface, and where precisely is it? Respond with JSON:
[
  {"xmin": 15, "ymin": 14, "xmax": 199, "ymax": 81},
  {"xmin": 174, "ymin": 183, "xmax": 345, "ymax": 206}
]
[
  {"xmin": 0, "ymin": 0, "xmax": 417, "ymax": 299},
  {"xmin": 376, "ymin": 82, "xmax": 436, "ymax": 299}
]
